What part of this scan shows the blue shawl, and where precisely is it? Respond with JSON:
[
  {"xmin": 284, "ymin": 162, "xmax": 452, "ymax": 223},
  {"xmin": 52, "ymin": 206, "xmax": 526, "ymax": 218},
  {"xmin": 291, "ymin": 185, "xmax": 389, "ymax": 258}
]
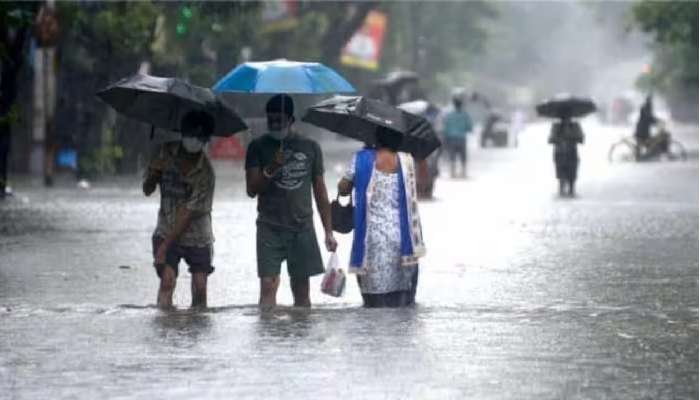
[{"xmin": 349, "ymin": 149, "xmax": 424, "ymax": 271}]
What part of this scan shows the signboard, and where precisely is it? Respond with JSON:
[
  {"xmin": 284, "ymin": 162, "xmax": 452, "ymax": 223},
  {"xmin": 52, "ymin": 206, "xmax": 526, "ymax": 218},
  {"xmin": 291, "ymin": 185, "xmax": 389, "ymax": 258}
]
[{"xmin": 340, "ymin": 10, "xmax": 387, "ymax": 71}]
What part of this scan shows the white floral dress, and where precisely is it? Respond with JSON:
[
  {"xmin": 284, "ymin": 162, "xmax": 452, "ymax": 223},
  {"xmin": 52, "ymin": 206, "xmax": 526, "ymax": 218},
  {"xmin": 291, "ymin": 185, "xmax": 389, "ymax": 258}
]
[{"xmin": 346, "ymin": 157, "xmax": 418, "ymax": 294}]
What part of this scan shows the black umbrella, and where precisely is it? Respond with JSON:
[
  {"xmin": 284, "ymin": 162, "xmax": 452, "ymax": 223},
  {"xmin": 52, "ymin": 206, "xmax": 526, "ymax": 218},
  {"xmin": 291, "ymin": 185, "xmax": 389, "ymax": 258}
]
[
  {"xmin": 536, "ymin": 95, "xmax": 596, "ymax": 119},
  {"xmin": 302, "ymin": 96, "xmax": 441, "ymax": 159},
  {"xmin": 97, "ymin": 74, "xmax": 247, "ymax": 136},
  {"xmin": 374, "ymin": 70, "xmax": 419, "ymax": 87}
]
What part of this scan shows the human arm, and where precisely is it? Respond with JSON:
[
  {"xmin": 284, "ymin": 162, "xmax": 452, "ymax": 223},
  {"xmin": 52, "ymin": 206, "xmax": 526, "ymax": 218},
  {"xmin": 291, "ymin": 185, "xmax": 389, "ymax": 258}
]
[
  {"xmin": 313, "ymin": 175, "xmax": 337, "ymax": 252},
  {"xmin": 575, "ymin": 123, "xmax": 585, "ymax": 144},
  {"xmin": 142, "ymin": 156, "xmax": 167, "ymax": 196},
  {"xmin": 548, "ymin": 124, "xmax": 558, "ymax": 144},
  {"xmin": 156, "ymin": 169, "xmax": 215, "ymax": 263},
  {"xmin": 338, "ymin": 178, "xmax": 353, "ymax": 196},
  {"xmin": 245, "ymin": 142, "xmax": 284, "ymax": 198},
  {"xmin": 155, "ymin": 207, "xmax": 196, "ymax": 264},
  {"xmin": 156, "ymin": 170, "xmax": 213, "ymax": 263},
  {"xmin": 337, "ymin": 153, "xmax": 356, "ymax": 196},
  {"xmin": 311, "ymin": 142, "xmax": 337, "ymax": 252},
  {"xmin": 464, "ymin": 112, "xmax": 474, "ymax": 134}
]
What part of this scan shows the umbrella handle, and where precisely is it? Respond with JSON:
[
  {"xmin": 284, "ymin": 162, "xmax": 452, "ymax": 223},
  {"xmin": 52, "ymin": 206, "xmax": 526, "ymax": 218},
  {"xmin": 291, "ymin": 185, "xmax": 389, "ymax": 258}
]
[{"xmin": 150, "ymin": 125, "xmax": 155, "ymax": 141}]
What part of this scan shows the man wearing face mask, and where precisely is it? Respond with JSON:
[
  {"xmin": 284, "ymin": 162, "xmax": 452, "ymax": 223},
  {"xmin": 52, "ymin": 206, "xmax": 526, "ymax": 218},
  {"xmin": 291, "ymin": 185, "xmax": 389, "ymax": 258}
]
[
  {"xmin": 143, "ymin": 110, "xmax": 216, "ymax": 309},
  {"xmin": 246, "ymin": 94, "xmax": 337, "ymax": 309}
]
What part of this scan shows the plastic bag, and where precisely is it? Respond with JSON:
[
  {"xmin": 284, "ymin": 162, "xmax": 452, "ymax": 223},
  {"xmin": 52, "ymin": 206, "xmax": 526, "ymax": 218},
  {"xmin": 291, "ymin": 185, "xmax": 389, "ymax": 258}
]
[{"xmin": 321, "ymin": 252, "xmax": 346, "ymax": 297}]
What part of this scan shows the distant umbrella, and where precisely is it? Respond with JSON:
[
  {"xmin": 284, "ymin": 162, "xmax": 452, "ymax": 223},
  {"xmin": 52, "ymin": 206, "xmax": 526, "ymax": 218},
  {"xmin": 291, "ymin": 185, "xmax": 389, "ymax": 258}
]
[
  {"xmin": 374, "ymin": 70, "xmax": 419, "ymax": 87},
  {"xmin": 302, "ymin": 96, "xmax": 441, "ymax": 159},
  {"xmin": 397, "ymin": 100, "xmax": 432, "ymax": 116},
  {"xmin": 212, "ymin": 59, "xmax": 356, "ymax": 94},
  {"xmin": 536, "ymin": 94, "xmax": 596, "ymax": 119},
  {"xmin": 97, "ymin": 74, "xmax": 247, "ymax": 136}
]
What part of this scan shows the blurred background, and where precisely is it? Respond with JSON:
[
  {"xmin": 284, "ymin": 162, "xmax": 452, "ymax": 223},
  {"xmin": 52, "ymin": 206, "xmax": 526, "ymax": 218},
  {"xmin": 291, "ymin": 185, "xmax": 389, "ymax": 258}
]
[
  {"xmin": 1, "ymin": 0, "xmax": 697, "ymax": 182},
  {"xmin": 1, "ymin": 2, "xmax": 698, "ymax": 399}
]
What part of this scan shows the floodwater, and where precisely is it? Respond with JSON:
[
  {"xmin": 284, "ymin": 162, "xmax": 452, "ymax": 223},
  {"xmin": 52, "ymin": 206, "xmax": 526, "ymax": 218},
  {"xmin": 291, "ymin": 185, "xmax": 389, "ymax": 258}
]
[{"xmin": 1, "ymin": 120, "xmax": 697, "ymax": 399}]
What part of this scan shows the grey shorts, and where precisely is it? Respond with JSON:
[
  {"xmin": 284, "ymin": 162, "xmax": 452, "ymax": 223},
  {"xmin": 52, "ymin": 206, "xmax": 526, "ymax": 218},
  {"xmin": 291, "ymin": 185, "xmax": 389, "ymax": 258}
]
[
  {"xmin": 256, "ymin": 223, "xmax": 324, "ymax": 279},
  {"xmin": 152, "ymin": 235, "xmax": 214, "ymax": 278}
]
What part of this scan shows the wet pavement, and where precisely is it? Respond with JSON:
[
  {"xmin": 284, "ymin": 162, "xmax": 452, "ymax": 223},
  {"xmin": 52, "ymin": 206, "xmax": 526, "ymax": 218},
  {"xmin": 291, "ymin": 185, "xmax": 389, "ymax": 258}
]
[{"xmin": 1, "ymin": 121, "xmax": 697, "ymax": 399}]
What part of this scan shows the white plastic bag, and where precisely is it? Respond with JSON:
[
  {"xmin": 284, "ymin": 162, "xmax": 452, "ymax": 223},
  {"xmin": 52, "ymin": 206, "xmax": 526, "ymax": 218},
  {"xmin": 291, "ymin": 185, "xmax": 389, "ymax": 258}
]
[{"xmin": 321, "ymin": 252, "xmax": 346, "ymax": 297}]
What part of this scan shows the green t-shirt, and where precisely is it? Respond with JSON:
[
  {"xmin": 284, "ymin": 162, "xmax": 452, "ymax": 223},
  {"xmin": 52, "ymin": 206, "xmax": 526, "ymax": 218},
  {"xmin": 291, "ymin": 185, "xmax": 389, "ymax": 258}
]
[{"xmin": 245, "ymin": 134, "xmax": 324, "ymax": 231}]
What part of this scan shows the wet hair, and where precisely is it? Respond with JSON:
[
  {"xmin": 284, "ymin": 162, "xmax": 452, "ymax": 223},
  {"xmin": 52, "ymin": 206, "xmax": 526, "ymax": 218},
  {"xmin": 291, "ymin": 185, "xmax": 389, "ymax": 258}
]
[
  {"xmin": 375, "ymin": 125, "xmax": 402, "ymax": 152},
  {"xmin": 266, "ymin": 93, "xmax": 295, "ymax": 118},
  {"xmin": 181, "ymin": 110, "xmax": 214, "ymax": 137}
]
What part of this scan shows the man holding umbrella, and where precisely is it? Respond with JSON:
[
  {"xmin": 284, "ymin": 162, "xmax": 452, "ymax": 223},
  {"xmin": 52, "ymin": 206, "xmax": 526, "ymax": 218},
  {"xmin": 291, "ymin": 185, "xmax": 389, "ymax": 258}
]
[
  {"xmin": 245, "ymin": 94, "xmax": 337, "ymax": 309},
  {"xmin": 98, "ymin": 73, "xmax": 248, "ymax": 309},
  {"xmin": 143, "ymin": 111, "xmax": 217, "ymax": 309}
]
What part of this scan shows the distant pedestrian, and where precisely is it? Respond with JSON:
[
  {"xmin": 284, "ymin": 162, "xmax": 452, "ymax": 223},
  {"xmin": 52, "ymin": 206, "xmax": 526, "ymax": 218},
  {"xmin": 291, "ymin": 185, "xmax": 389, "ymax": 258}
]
[
  {"xmin": 548, "ymin": 116, "xmax": 584, "ymax": 197},
  {"xmin": 441, "ymin": 95, "xmax": 473, "ymax": 178}
]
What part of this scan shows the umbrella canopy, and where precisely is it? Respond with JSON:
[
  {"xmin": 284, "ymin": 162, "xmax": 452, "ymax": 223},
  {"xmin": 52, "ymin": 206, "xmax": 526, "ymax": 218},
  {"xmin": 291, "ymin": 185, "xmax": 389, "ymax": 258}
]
[
  {"xmin": 397, "ymin": 100, "xmax": 431, "ymax": 116},
  {"xmin": 212, "ymin": 59, "xmax": 356, "ymax": 94},
  {"xmin": 536, "ymin": 94, "xmax": 596, "ymax": 119},
  {"xmin": 374, "ymin": 70, "xmax": 419, "ymax": 87},
  {"xmin": 97, "ymin": 74, "xmax": 247, "ymax": 136},
  {"xmin": 302, "ymin": 96, "xmax": 441, "ymax": 159}
]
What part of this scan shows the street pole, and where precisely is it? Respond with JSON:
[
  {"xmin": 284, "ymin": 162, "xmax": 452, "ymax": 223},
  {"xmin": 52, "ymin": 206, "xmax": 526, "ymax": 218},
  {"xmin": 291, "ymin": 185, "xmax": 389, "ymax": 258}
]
[
  {"xmin": 30, "ymin": 38, "xmax": 46, "ymax": 178},
  {"xmin": 31, "ymin": 0, "xmax": 58, "ymax": 185},
  {"xmin": 44, "ymin": 0, "xmax": 57, "ymax": 186}
]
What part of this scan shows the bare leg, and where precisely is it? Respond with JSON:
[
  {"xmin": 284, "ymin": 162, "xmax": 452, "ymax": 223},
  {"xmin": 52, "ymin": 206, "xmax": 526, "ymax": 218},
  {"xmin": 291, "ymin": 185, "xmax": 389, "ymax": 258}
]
[
  {"xmin": 259, "ymin": 276, "xmax": 280, "ymax": 310},
  {"xmin": 157, "ymin": 265, "xmax": 177, "ymax": 309},
  {"xmin": 568, "ymin": 179, "xmax": 576, "ymax": 197},
  {"xmin": 460, "ymin": 148, "xmax": 467, "ymax": 178},
  {"xmin": 558, "ymin": 179, "xmax": 566, "ymax": 196},
  {"xmin": 290, "ymin": 276, "xmax": 311, "ymax": 307},
  {"xmin": 191, "ymin": 272, "xmax": 208, "ymax": 308}
]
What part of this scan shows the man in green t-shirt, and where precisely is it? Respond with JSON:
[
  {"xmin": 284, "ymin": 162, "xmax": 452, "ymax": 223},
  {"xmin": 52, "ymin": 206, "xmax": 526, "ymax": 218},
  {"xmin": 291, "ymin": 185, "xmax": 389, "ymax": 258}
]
[{"xmin": 245, "ymin": 94, "xmax": 337, "ymax": 309}]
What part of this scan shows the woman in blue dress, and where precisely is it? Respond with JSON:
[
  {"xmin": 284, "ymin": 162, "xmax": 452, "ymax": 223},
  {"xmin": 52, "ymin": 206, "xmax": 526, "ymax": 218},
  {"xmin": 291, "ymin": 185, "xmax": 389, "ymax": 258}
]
[{"xmin": 337, "ymin": 127, "xmax": 426, "ymax": 307}]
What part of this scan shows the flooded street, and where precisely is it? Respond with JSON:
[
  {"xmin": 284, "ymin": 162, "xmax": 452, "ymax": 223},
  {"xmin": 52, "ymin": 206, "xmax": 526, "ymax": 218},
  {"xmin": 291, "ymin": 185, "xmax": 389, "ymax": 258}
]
[{"xmin": 1, "ymin": 122, "xmax": 697, "ymax": 399}]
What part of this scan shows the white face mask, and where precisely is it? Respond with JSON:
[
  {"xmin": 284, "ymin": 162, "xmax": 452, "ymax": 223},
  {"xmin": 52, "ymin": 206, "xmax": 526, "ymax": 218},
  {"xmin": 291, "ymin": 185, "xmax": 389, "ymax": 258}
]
[{"xmin": 182, "ymin": 137, "xmax": 204, "ymax": 153}]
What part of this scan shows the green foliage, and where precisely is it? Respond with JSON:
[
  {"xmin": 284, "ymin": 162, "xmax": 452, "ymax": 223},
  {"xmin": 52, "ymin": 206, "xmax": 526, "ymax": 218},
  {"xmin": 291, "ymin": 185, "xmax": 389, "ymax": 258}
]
[
  {"xmin": 0, "ymin": 104, "xmax": 20, "ymax": 128},
  {"xmin": 632, "ymin": 0, "xmax": 698, "ymax": 115},
  {"xmin": 79, "ymin": 126, "xmax": 124, "ymax": 176},
  {"xmin": 0, "ymin": 2, "xmax": 35, "ymax": 63},
  {"xmin": 633, "ymin": 1, "xmax": 698, "ymax": 47},
  {"xmin": 59, "ymin": 2, "xmax": 159, "ymax": 65}
]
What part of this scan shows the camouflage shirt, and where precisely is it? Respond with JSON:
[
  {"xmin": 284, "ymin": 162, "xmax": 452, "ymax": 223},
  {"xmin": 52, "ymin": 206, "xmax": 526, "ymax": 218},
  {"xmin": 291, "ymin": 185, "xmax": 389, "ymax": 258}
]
[{"xmin": 148, "ymin": 143, "xmax": 215, "ymax": 247}]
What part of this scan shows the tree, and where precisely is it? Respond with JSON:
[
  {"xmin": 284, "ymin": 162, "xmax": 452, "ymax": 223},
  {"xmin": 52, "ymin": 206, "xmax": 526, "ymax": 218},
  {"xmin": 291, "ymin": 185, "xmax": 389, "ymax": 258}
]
[
  {"xmin": 55, "ymin": 1, "xmax": 161, "ymax": 176},
  {"xmin": 632, "ymin": 0, "xmax": 698, "ymax": 120},
  {"xmin": 0, "ymin": 2, "xmax": 37, "ymax": 195}
]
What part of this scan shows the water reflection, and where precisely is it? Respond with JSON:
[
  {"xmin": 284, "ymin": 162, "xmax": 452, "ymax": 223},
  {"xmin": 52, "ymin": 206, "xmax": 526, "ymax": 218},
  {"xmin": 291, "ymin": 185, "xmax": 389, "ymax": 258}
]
[
  {"xmin": 256, "ymin": 307, "xmax": 315, "ymax": 340},
  {"xmin": 151, "ymin": 309, "xmax": 213, "ymax": 349}
]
